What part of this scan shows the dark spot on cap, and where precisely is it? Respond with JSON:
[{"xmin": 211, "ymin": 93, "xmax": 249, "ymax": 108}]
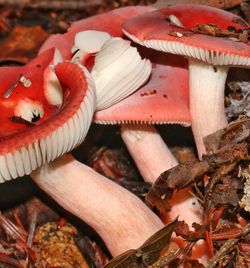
[
  {"xmin": 165, "ymin": 17, "xmax": 171, "ymax": 23},
  {"xmin": 227, "ymin": 26, "xmax": 236, "ymax": 32},
  {"xmin": 140, "ymin": 90, "xmax": 157, "ymax": 97}
]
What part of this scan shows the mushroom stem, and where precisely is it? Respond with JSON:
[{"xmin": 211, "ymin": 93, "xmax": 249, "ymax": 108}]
[
  {"xmin": 31, "ymin": 153, "xmax": 163, "ymax": 256},
  {"xmin": 121, "ymin": 124, "xmax": 178, "ymax": 183},
  {"xmin": 189, "ymin": 59, "xmax": 228, "ymax": 159}
]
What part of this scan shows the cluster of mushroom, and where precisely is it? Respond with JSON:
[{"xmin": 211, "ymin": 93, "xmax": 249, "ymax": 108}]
[{"xmin": 0, "ymin": 4, "xmax": 249, "ymax": 264}]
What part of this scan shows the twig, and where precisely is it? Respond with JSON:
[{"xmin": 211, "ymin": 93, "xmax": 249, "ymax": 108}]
[{"xmin": 206, "ymin": 224, "xmax": 250, "ymax": 268}]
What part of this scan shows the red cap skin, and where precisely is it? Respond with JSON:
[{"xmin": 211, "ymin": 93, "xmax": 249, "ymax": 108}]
[
  {"xmin": 39, "ymin": 6, "xmax": 154, "ymax": 60},
  {"xmin": 0, "ymin": 52, "xmax": 95, "ymax": 181},
  {"xmin": 123, "ymin": 5, "xmax": 250, "ymax": 65},
  {"xmin": 0, "ymin": 54, "xmax": 87, "ymax": 154},
  {"xmin": 94, "ymin": 51, "xmax": 190, "ymax": 125},
  {"xmin": 0, "ymin": 49, "xmax": 58, "ymax": 144}
]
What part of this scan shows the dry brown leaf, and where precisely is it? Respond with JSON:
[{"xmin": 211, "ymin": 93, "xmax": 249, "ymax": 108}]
[
  {"xmin": 0, "ymin": 24, "xmax": 49, "ymax": 64},
  {"xmin": 204, "ymin": 119, "xmax": 250, "ymax": 154},
  {"xmin": 146, "ymin": 161, "xmax": 209, "ymax": 214},
  {"xmin": 35, "ymin": 222, "xmax": 89, "ymax": 268},
  {"xmin": 175, "ymin": 221, "xmax": 205, "ymax": 241}
]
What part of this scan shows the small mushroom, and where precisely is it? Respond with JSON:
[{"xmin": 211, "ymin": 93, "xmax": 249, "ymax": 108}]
[
  {"xmin": 94, "ymin": 49, "xmax": 208, "ymax": 264},
  {"xmin": 122, "ymin": 4, "xmax": 250, "ymax": 159},
  {"xmin": 94, "ymin": 51, "xmax": 191, "ymax": 183},
  {"xmin": 0, "ymin": 48, "xmax": 163, "ymax": 257}
]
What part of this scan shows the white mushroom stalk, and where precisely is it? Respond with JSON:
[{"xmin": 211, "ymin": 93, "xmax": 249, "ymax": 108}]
[
  {"xmin": 189, "ymin": 59, "xmax": 229, "ymax": 159},
  {"xmin": 121, "ymin": 125, "xmax": 178, "ymax": 183},
  {"xmin": 32, "ymin": 154, "xmax": 164, "ymax": 256},
  {"xmin": 120, "ymin": 125, "xmax": 204, "ymax": 233}
]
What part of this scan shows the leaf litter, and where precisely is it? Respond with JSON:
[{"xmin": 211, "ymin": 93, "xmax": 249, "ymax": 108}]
[{"xmin": 0, "ymin": 0, "xmax": 249, "ymax": 267}]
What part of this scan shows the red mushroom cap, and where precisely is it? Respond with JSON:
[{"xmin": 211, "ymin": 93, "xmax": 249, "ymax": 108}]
[
  {"xmin": 0, "ymin": 49, "xmax": 61, "ymax": 137},
  {"xmin": 94, "ymin": 51, "xmax": 190, "ymax": 126},
  {"xmin": 39, "ymin": 6, "xmax": 155, "ymax": 60},
  {"xmin": 123, "ymin": 5, "xmax": 250, "ymax": 66},
  {"xmin": 0, "ymin": 51, "xmax": 95, "ymax": 181}
]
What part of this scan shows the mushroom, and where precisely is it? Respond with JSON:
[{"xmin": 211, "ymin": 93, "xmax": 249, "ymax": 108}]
[
  {"xmin": 40, "ymin": 6, "xmax": 183, "ymax": 182},
  {"xmin": 94, "ymin": 51, "xmax": 191, "ymax": 183},
  {"xmin": 122, "ymin": 4, "xmax": 250, "ymax": 159},
  {"xmin": 0, "ymin": 48, "xmax": 163, "ymax": 256},
  {"xmin": 41, "ymin": 6, "xmax": 201, "ymax": 230},
  {"xmin": 40, "ymin": 7, "xmax": 154, "ymax": 111},
  {"xmin": 0, "ymin": 48, "xmax": 95, "ymax": 181},
  {"xmin": 94, "ymin": 50, "xmax": 204, "ymax": 227},
  {"xmin": 39, "ymin": 5, "xmax": 155, "ymax": 59}
]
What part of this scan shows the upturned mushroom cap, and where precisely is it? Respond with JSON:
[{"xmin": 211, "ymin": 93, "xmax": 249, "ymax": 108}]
[
  {"xmin": 91, "ymin": 37, "xmax": 151, "ymax": 110},
  {"xmin": 63, "ymin": 31, "xmax": 151, "ymax": 111},
  {"xmin": 122, "ymin": 5, "xmax": 250, "ymax": 66},
  {"xmin": 39, "ymin": 6, "xmax": 154, "ymax": 60},
  {"xmin": 40, "ymin": 7, "xmax": 154, "ymax": 111},
  {"xmin": 94, "ymin": 52, "xmax": 190, "ymax": 125},
  {"xmin": 0, "ymin": 49, "xmax": 96, "ymax": 181}
]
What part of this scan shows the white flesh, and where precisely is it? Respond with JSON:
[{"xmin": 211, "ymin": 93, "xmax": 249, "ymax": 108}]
[{"xmin": 74, "ymin": 30, "xmax": 111, "ymax": 54}]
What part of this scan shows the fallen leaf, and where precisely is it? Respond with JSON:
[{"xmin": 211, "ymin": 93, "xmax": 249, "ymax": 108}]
[
  {"xmin": 207, "ymin": 176, "xmax": 240, "ymax": 207},
  {"xmin": 204, "ymin": 119, "xmax": 250, "ymax": 154},
  {"xmin": 146, "ymin": 161, "xmax": 209, "ymax": 214},
  {"xmin": 175, "ymin": 221, "xmax": 205, "ymax": 241},
  {"xmin": 0, "ymin": 24, "xmax": 49, "ymax": 64}
]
